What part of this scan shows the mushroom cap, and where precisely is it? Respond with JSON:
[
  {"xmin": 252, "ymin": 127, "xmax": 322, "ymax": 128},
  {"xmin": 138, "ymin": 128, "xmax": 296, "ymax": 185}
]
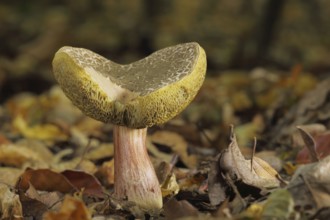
[{"xmin": 52, "ymin": 42, "xmax": 206, "ymax": 128}]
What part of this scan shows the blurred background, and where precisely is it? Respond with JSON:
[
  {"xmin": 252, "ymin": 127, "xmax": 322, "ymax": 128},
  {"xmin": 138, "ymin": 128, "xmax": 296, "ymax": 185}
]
[{"xmin": 0, "ymin": 0, "xmax": 330, "ymax": 102}]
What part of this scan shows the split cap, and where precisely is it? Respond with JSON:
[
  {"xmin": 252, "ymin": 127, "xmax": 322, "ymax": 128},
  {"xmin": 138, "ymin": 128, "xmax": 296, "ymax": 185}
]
[{"xmin": 53, "ymin": 42, "xmax": 206, "ymax": 128}]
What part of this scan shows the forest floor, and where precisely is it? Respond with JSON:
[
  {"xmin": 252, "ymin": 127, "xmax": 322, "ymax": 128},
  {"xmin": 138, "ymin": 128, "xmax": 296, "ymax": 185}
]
[{"xmin": 0, "ymin": 68, "xmax": 330, "ymax": 219}]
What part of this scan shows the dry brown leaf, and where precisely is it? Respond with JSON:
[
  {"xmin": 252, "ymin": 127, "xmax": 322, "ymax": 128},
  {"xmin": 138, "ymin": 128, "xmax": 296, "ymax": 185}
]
[
  {"xmin": 160, "ymin": 173, "xmax": 179, "ymax": 197},
  {"xmin": 209, "ymin": 127, "xmax": 282, "ymax": 205},
  {"xmin": 0, "ymin": 184, "xmax": 23, "ymax": 220},
  {"xmin": 61, "ymin": 170, "xmax": 104, "ymax": 198},
  {"xmin": 146, "ymin": 140, "xmax": 173, "ymax": 163},
  {"xmin": 43, "ymin": 196, "xmax": 91, "ymax": 220},
  {"xmin": 0, "ymin": 167, "xmax": 24, "ymax": 186},
  {"xmin": 0, "ymin": 134, "xmax": 11, "ymax": 145},
  {"xmin": 150, "ymin": 131, "xmax": 197, "ymax": 168},
  {"xmin": 288, "ymin": 155, "xmax": 330, "ymax": 216},
  {"xmin": 0, "ymin": 144, "xmax": 46, "ymax": 167},
  {"xmin": 13, "ymin": 115, "xmax": 67, "ymax": 141},
  {"xmin": 19, "ymin": 191, "xmax": 49, "ymax": 220},
  {"xmin": 219, "ymin": 128, "xmax": 281, "ymax": 189},
  {"xmin": 292, "ymin": 124, "xmax": 326, "ymax": 148},
  {"xmin": 208, "ymin": 154, "xmax": 227, "ymax": 206},
  {"xmin": 296, "ymin": 131, "xmax": 330, "ymax": 164},
  {"xmin": 85, "ymin": 143, "xmax": 114, "ymax": 161},
  {"xmin": 234, "ymin": 114, "xmax": 265, "ymax": 149},
  {"xmin": 255, "ymin": 151, "xmax": 282, "ymax": 172},
  {"xmin": 16, "ymin": 168, "xmax": 74, "ymax": 193},
  {"xmin": 25, "ymin": 183, "xmax": 62, "ymax": 210},
  {"xmin": 163, "ymin": 198, "xmax": 199, "ymax": 219},
  {"xmin": 54, "ymin": 158, "xmax": 97, "ymax": 174},
  {"xmin": 17, "ymin": 168, "xmax": 104, "ymax": 198},
  {"xmin": 96, "ymin": 159, "xmax": 115, "ymax": 185},
  {"xmin": 296, "ymin": 126, "xmax": 319, "ymax": 162}
]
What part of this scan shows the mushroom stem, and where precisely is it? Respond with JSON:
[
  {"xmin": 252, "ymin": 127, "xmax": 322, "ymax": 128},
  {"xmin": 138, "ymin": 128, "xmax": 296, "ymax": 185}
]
[{"xmin": 113, "ymin": 125, "xmax": 163, "ymax": 211}]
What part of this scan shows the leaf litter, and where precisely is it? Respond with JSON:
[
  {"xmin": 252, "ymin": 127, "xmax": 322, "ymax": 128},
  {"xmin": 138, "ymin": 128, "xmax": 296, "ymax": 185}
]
[{"xmin": 0, "ymin": 70, "xmax": 330, "ymax": 219}]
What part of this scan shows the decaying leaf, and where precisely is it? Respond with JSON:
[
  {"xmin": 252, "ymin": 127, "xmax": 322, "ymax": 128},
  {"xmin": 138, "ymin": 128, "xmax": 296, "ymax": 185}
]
[
  {"xmin": 208, "ymin": 154, "xmax": 227, "ymax": 206},
  {"xmin": 61, "ymin": 170, "xmax": 104, "ymax": 198},
  {"xmin": 288, "ymin": 154, "xmax": 330, "ymax": 216},
  {"xmin": 163, "ymin": 198, "xmax": 199, "ymax": 219},
  {"xmin": 240, "ymin": 189, "xmax": 294, "ymax": 219},
  {"xmin": 0, "ymin": 144, "xmax": 46, "ymax": 167},
  {"xmin": 292, "ymin": 124, "xmax": 326, "ymax": 148},
  {"xmin": 19, "ymin": 192, "xmax": 48, "ymax": 220},
  {"xmin": 96, "ymin": 159, "xmax": 115, "ymax": 185},
  {"xmin": 25, "ymin": 183, "xmax": 62, "ymax": 210},
  {"xmin": 296, "ymin": 129, "xmax": 330, "ymax": 164},
  {"xmin": 161, "ymin": 173, "xmax": 180, "ymax": 197},
  {"xmin": 296, "ymin": 126, "xmax": 319, "ymax": 162},
  {"xmin": 16, "ymin": 168, "xmax": 104, "ymax": 198},
  {"xmin": 16, "ymin": 168, "xmax": 74, "ymax": 193},
  {"xmin": 234, "ymin": 114, "xmax": 265, "ymax": 149},
  {"xmin": 85, "ymin": 143, "xmax": 114, "ymax": 161},
  {"xmin": 150, "ymin": 131, "xmax": 198, "ymax": 168},
  {"xmin": 43, "ymin": 196, "xmax": 91, "ymax": 220},
  {"xmin": 0, "ymin": 167, "xmax": 24, "ymax": 186},
  {"xmin": 219, "ymin": 127, "xmax": 281, "ymax": 189},
  {"xmin": 13, "ymin": 115, "xmax": 67, "ymax": 141},
  {"xmin": 0, "ymin": 184, "xmax": 23, "ymax": 220},
  {"xmin": 261, "ymin": 189, "xmax": 294, "ymax": 219},
  {"xmin": 208, "ymin": 127, "xmax": 282, "ymax": 206}
]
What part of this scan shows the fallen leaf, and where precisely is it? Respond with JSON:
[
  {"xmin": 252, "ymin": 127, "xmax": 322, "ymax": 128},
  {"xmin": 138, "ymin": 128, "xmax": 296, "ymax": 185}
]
[
  {"xmin": 255, "ymin": 150, "xmax": 282, "ymax": 172},
  {"xmin": 0, "ymin": 167, "xmax": 24, "ymax": 186},
  {"xmin": 219, "ymin": 127, "xmax": 281, "ymax": 189},
  {"xmin": 296, "ymin": 131, "xmax": 330, "ymax": 164},
  {"xmin": 150, "ymin": 131, "xmax": 197, "ymax": 168},
  {"xmin": 13, "ymin": 115, "xmax": 67, "ymax": 141},
  {"xmin": 16, "ymin": 168, "xmax": 74, "ymax": 193},
  {"xmin": 0, "ymin": 144, "xmax": 46, "ymax": 167},
  {"xmin": 292, "ymin": 124, "xmax": 326, "ymax": 148},
  {"xmin": 288, "ymin": 155, "xmax": 330, "ymax": 216},
  {"xmin": 0, "ymin": 134, "xmax": 11, "ymax": 145},
  {"xmin": 18, "ymin": 186, "xmax": 49, "ymax": 220},
  {"xmin": 96, "ymin": 159, "xmax": 115, "ymax": 185},
  {"xmin": 61, "ymin": 170, "xmax": 104, "ymax": 198},
  {"xmin": 261, "ymin": 189, "xmax": 294, "ymax": 219},
  {"xmin": 207, "ymin": 154, "xmax": 227, "ymax": 206},
  {"xmin": 234, "ymin": 114, "xmax": 265, "ymax": 149},
  {"xmin": 0, "ymin": 183, "xmax": 23, "ymax": 220},
  {"xmin": 25, "ymin": 183, "xmax": 62, "ymax": 210},
  {"xmin": 43, "ymin": 196, "xmax": 91, "ymax": 220},
  {"xmin": 160, "ymin": 173, "xmax": 180, "ymax": 197},
  {"xmin": 16, "ymin": 168, "xmax": 104, "ymax": 198},
  {"xmin": 208, "ymin": 127, "xmax": 283, "ymax": 206},
  {"xmin": 163, "ymin": 198, "xmax": 199, "ymax": 219},
  {"xmin": 296, "ymin": 126, "xmax": 319, "ymax": 162},
  {"xmin": 85, "ymin": 143, "xmax": 114, "ymax": 161}
]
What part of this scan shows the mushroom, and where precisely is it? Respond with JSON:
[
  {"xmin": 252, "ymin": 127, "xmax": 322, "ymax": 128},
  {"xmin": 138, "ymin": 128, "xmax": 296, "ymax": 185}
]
[{"xmin": 52, "ymin": 42, "xmax": 207, "ymax": 212}]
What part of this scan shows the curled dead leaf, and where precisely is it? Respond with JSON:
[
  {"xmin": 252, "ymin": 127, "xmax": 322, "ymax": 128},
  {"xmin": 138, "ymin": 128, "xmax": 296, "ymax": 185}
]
[
  {"xmin": 219, "ymin": 127, "xmax": 281, "ymax": 189},
  {"xmin": 160, "ymin": 173, "xmax": 180, "ymax": 197},
  {"xmin": 209, "ymin": 126, "xmax": 282, "ymax": 206}
]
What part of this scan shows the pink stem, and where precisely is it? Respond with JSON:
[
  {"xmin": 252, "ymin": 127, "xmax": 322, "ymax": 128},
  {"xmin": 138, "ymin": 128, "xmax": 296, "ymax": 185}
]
[{"xmin": 113, "ymin": 125, "xmax": 162, "ymax": 212}]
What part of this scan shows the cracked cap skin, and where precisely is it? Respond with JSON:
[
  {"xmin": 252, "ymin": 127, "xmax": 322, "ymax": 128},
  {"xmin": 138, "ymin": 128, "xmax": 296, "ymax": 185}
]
[{"xmin": 52, "ymin": 42, "xmax": 207, "ymax": 128}]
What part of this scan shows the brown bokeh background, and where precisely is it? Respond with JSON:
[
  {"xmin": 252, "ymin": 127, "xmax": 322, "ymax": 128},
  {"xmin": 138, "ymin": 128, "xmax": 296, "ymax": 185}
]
[{"xmin": 1, "ymin": 0, "xmax": 330, "ymax": 101}]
